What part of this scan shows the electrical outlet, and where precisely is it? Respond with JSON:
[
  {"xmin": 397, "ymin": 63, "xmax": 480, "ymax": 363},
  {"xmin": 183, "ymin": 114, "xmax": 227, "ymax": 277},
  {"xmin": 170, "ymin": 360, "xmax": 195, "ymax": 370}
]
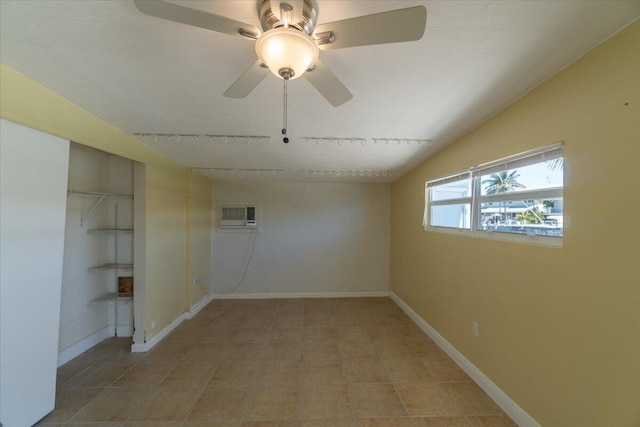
[{"xmin": 472, "ymin": 321, "xmax": 479, "ymax": 338}]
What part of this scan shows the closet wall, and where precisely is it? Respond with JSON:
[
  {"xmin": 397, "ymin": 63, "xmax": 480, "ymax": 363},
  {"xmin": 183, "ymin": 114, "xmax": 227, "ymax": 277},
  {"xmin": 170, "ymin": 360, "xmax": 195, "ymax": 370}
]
[
  {"xmin": 1, "ymin": 119, "xmax": 70, "ymax": 427},
  {"xmin": 58, "ymin": 143, "xmax": 134, "ymax": 364}
]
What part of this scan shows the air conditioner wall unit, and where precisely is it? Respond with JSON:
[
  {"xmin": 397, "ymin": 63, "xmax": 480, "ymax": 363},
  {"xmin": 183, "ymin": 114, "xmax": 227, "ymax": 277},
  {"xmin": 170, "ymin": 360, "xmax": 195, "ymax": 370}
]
[{"xmin": 220, "ymin": 205, "xmax": 257, "ymax": 228}]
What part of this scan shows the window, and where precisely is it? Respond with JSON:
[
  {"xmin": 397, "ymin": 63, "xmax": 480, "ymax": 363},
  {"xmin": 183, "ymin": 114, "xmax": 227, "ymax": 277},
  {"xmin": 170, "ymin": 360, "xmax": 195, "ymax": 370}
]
[
  {"xmin": 427, "ymin": 174, "xmax": 472, "ymax": 229},
  {"xmin": 425, "ymin": 142, "xmax": 563, "ymax": 246}
]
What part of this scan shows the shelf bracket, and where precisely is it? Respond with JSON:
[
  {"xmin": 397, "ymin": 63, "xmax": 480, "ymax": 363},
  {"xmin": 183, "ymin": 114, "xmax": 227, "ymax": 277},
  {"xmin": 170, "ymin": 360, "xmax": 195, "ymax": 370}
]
[{"xmin": 81, "ymin": 195, "xmax": 106, "ymax": 227}]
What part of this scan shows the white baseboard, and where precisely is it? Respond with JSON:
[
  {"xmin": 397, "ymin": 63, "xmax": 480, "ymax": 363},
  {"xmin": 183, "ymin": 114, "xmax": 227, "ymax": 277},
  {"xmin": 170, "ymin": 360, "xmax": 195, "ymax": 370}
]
[
  {"xmin": 131, "ymin": 313, "xmax": 187, "ymax": 353},
  {"xmin": 62, "ymin": 297, "xmax": 212, "ymax": 357},
  {"xmin": 57, "ymin": 327, "xmax": 111, "ymax": 367},
  {"xmin": 185, "ymin": 292, "xmax": 215, "ymax": 319},
  {"xmin": 130, "ymin": 292, "xmax": 216, "ymax": 353},
  {"xmin": 389, "ymin": 291, "xmax": 541, "ymax": 427},
  {"xmin": 212, "ymin": 291, "xmax": 390, "ymax": 299}
]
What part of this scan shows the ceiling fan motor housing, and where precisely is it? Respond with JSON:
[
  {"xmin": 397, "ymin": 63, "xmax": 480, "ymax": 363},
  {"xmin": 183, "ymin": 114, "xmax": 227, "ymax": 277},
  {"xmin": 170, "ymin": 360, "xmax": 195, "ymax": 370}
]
[{"xmin": 258, "ymin": 0, "xmax": 318, "ymax": 35}]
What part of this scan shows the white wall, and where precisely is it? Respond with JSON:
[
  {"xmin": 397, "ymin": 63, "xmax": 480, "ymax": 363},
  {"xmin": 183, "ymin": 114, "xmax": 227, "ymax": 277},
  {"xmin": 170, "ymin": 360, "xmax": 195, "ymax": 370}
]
[
  {"xmin": 0, "ymin": 119, "xmax": 70, "ymax": 427},
  {"xmin": 189, "ymin": 172, "xmax": 213, "ymax": 308},
  {"xmin": 211, "ymin": 181, "xmax": 390, "ymax": 296},
  {"xmin": 59, "ymin": 145, "xmax": 110, "ymax": 354},
  {"xmin": 59, "ymin": 144, "xmax": 133, "ymax": 363}
]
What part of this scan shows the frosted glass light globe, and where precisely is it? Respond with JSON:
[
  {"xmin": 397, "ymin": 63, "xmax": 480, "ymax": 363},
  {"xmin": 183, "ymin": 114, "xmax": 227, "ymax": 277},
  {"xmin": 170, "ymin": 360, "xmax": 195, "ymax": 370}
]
[{"xmin": 256, "ymin": 27, "xmax": 319, "ymax": 80}]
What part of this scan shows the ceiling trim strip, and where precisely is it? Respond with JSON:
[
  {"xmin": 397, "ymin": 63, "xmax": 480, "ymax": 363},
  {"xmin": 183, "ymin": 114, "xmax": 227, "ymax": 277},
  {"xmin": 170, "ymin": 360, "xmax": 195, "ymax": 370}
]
[
  {"xmin": 192, "ymin": 167, "xmax": 392, "ymax": 177},
  {"xmin": 135, "ymin": 133, "xmax": 434, "ymax": 146}
]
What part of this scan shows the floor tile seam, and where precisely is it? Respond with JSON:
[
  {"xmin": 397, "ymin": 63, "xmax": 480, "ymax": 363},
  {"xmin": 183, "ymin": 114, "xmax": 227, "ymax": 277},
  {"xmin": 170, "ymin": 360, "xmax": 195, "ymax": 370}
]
[
  {"xmin": 344, "ymin": 379, "xmax": 398, "ymax": 386},
  {"xmin": 188, "ymin": 386, "xmax": 250, "ymax": 423},
  {"xmin": 338, "ymin": 354, "xmax": 357, "ymax": 420},
  {"xmin": 115, "ymin": 360, "xmax": 179, "ymax": 388},
  {"xmin": 459, "ymin": 408, "xmax": 510, "ymax": 417},
  {"xmin": 56, "ymin": 358, "xmax": 96, "ymax": 374},
  {"xmin": 71, "ymin": 360, "xmax": 136, "ymax": 389},
  {"xmin": 391, "ymin": 382, "xmax": 504, "ymax": 419},
  {"xmin": 249, "ymin": 390, "xmax": 296, "ymax": 422},
  {"xmin": 58, "ymin": 384, "xmax": 111, "ymax": 392},
  {"xmin": 371, "ymin": 339, "xmax": 419, "ymax": 361},
  {"xmin": 64, "ymin": 423, "xmax": 125, "ymax": 426},
  {"xmin": 430, "ymin": 379, "xmax": 476, "ymax": 385},
  {"xmin": 191, "ymin": 361, "xmax": 219, "ymax": 387},
  {"xmin": 352, "ymin": 382, "xmax": 410, "ymax": 419},
  {"xmin": 59, "ymin": 360, "xmax": 98, "ymax": 388},
  {"xmin": 67, "ymin": 384, "xmax": 148, "ymax": 424},
  {"xmin": 40, "ymin": 388, "xmax": 100, "ymax": 424},
  {"xmin": 391, "ymin": 381, "xmax": 424, "ymax": 419},
  {"xmin": 121, "ymin": 385, "xmax": 164, "ymax": 423},
  {"xmin": 408, "ymin": 415, "xmax": 474, "ymax": 426},
  {"xmin": 158, "ymin": 360, "xmax": 218, "ymax": 386},
  {"xmin": 297, "ymin": 342, "xmax": 303, "ymax": 422},
  {"xmin": 463, "ymin": 415, "xmax": 510, "ymax": 427},
  {"xmin": 169, "ymin": 385, "xmax": 208, "ymax": 424}
]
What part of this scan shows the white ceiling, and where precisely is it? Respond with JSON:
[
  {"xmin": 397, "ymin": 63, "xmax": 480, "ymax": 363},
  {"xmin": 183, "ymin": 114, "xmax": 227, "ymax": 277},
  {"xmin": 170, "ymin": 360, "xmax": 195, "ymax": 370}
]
[{"xmin": 1, "ymin": 1, "xmax": 638, "ymax": 183}]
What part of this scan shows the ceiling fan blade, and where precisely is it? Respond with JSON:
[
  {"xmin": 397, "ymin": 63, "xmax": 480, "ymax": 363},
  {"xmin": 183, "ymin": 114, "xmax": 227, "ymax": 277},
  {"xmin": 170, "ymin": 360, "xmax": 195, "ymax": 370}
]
[
  {"xmin": 314, "ymin": 6, "xmax": 426, "ymax": 50},
  {"xmin": 133, "ymin": 0, "xmax": 260, "ymax": 39},
  {"xmin": 224, "ymin": 59, "xmax": 270, "ymax": 99},
  {"xmin": 304, "ymin": 60, "xmax": 352, "ymax": 107}
]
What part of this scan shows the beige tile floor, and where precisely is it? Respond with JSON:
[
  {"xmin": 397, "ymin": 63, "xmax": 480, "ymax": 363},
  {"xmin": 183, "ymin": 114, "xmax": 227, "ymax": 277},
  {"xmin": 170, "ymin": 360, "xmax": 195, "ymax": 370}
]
[{"xmin": 38, "ymin": 297, "xmax": 516, "ymax": 427}]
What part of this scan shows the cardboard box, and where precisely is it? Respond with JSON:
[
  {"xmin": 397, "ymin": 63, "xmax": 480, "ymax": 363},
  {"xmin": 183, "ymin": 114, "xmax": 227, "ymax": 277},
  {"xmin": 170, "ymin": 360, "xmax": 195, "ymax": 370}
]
[{"xmin": 118, "ymin": 276, "xmax": 133, "ymax": 297}]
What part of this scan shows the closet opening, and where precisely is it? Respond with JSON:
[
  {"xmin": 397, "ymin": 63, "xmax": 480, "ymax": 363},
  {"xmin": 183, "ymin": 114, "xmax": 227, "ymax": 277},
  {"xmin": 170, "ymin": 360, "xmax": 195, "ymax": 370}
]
[{"xmin": 58, "ymin": 143, "xmax": 145, "ymax": 364}]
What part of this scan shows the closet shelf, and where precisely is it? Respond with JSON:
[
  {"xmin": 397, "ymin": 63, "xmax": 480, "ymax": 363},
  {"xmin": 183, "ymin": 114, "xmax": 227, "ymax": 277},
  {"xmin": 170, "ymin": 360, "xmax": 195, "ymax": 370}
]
[
  {"xmin": 88, "ymin": 263, "xmax": 133, "ymax": 272},
  {"xmin": 67, "ymin": 190, "xmax": 133, "ymax": 199},
  {"xmin": 67, "ymin": 190, "xmax": 133, "ymax": 226},
  {"xmin": 88, "ymin": 229, "xmax": 133, "ymax": 235},
  {"xmin": 89, "ymin": 292, "xmax": 133, "ymax": 304}
]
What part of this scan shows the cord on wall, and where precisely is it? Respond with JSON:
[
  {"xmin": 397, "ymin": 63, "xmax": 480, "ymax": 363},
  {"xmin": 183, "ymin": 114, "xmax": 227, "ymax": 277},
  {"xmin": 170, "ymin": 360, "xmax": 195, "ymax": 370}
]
[
  {"xmin": 215, "ymin": 230, "xmax": 258, "ymax": 295},
  {"xmin": 113, "ymin": 202, "xmax": 119, "ymax": 336}
]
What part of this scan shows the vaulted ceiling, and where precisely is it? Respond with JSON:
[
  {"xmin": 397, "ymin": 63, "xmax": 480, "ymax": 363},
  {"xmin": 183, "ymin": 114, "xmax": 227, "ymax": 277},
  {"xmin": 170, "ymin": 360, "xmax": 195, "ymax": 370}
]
[{"xmin": 1, "ymin": 1, "xmax": 638, "ymax": 182}]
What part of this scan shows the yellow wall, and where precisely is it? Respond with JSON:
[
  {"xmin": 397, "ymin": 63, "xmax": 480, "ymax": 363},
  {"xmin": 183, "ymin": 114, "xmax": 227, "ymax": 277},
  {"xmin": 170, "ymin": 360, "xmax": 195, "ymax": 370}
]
[
  {"xmin": 187, "ymin": 170, "xmax": 213, "ymax": 308},
  {"xmin": 391, "ymin": 21, "xmax": 640, "ymax": 427},
  {"xmin": 0, "ymin": 64, "xmax": 213, "ymax": 342}
]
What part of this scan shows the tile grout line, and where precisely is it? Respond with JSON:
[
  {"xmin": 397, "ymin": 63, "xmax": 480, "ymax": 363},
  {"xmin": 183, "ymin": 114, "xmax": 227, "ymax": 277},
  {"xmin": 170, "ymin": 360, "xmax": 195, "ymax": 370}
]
[
  {"xmin": 64, "ymin": 357, "xmax": 139, "ymax": 424},
  {"xmin": 334, "ymin": 308, "xmax": 358, "ymax": 423},
  {"xmin": 175, "ymin": 385, "xmax": 208, "ymax": 426},
  {"xmin": 296, "ymin": 300, "xmax": 305, "ymax": 423},
  {"xmin": 56, "ymin": 360, "xmax": 95, "ymax": 389},
  {"xmin": 238, "ymin": 301, "xmax": 275, "ymax": 424}
]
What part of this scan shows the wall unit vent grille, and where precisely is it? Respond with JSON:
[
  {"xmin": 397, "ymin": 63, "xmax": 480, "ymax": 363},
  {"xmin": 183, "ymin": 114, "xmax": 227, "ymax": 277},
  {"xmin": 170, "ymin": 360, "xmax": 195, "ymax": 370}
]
[{"xmin": 220, "ymin": 205, "xmax": 257, "ymax": 228}]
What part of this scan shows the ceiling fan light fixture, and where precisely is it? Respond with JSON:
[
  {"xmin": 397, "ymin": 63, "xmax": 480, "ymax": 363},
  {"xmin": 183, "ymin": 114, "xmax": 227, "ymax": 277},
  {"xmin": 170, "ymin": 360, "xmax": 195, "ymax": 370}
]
[{"xmin": 256, "ymin": 27, "xmax": 319, "ymax": 80}]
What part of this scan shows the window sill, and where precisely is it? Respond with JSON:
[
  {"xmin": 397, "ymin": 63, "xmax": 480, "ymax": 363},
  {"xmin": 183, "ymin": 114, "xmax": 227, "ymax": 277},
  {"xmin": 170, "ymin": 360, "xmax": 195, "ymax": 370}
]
[{"xmin": 427, "ymin": 226, "xmax": 563, "ymax": 248}]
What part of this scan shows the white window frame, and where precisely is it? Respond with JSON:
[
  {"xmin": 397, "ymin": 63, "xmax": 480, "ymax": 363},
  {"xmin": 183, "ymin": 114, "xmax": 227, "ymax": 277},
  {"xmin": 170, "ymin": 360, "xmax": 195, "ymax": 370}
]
[{"xmin": 425, "ymin": 142, "xmax": 563, "ymax": 247}]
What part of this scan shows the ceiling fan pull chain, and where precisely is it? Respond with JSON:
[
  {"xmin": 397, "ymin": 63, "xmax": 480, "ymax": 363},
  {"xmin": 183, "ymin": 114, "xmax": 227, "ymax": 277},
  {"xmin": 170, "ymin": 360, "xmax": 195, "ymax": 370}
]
[{"xmin": 282, "ymin": 78, "xmax": 289, "ymax": 143}]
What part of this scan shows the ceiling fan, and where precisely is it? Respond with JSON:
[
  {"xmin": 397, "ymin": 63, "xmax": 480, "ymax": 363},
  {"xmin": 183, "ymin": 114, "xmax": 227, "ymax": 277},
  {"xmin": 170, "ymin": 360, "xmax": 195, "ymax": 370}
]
[{"xmin": 133, "ymin": 0, "xmax": 427, "ymax": 107}]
